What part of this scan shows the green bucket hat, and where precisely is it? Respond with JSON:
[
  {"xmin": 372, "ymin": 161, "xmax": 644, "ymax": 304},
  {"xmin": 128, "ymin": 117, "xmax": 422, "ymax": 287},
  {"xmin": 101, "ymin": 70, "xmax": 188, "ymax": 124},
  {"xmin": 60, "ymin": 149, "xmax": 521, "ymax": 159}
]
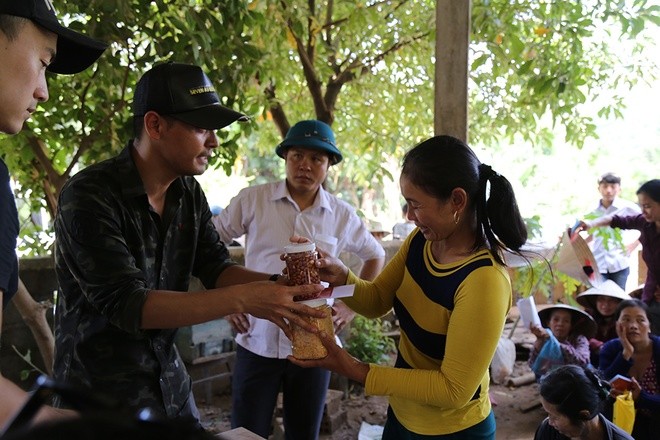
[{"xmin": 275, "ymin": 120, "xmax": 343, "ymax": 165}]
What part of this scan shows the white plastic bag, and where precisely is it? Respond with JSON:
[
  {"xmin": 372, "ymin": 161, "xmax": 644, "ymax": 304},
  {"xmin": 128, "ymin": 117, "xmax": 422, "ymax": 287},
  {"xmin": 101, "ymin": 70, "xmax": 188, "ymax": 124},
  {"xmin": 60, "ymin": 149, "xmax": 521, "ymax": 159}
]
[
  {"xmin": 358, "ymin": 421, "xmax": 384, "ymax": 440},
  {"xmin": 490, "ymin": 337, "xmax": 516, "ymax": 384}
]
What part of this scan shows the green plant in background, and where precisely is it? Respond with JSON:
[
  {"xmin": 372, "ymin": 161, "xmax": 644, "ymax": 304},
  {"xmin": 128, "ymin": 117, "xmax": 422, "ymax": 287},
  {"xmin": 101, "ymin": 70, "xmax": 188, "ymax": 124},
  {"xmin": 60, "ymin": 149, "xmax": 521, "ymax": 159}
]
[
  {"xmin": 511, "ymin": 256, "xmax": 582, "ymax": 305},
  {"xmin": 510, "ymin": 215, "xmax": 583, "ymax": 304},
  {"xmin": 345, "ymin": 316, "xmax": 396, "ymax": 365},
  {"xmin": 11, "ymin": 347, "xmax": 46, "ymax": 381},
  {"xmin": 583, "ymin": 212, "xmax": 627, "ymax": 253}
]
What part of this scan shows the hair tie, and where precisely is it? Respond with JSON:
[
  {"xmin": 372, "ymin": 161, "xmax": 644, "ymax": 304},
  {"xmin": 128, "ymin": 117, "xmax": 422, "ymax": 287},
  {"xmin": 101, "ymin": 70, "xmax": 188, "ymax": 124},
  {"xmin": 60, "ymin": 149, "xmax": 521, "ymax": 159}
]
[
  {"xmin": 479, "ymin": 163, "xmax": 499, "ymax": 180},
  {"xmin": 584, "ymin": 367, "xmax": 610, "ymax": 400}
]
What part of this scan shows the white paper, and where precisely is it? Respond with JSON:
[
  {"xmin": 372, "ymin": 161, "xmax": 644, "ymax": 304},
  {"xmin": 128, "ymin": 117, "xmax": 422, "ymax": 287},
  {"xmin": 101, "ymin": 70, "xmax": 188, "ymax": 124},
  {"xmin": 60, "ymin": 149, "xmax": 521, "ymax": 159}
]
[
  {"xmin": 318, "ymin": 284, "xmax": 355, "ymax": 299},
  {"xmin": 516, "ymin": 296, "xmax": 541, "ymax": 330}
]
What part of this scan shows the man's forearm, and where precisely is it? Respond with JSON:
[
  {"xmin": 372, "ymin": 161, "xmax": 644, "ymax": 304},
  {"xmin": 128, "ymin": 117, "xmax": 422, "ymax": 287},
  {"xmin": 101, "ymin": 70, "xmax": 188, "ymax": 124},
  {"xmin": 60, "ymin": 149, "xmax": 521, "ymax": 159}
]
[
  {"xmin": 214, "ymin": 264, "xmax": 271, "ymax": 287},
  {"xmin": 358, "ymin": 257, "xmax": 385, "ymax": 281}
]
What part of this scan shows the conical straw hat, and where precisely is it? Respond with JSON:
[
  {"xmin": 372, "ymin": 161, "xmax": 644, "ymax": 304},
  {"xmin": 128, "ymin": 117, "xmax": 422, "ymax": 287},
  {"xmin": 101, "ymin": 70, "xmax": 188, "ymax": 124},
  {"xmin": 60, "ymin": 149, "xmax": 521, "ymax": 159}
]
[
  {"xmin": 576, "ymin": 279, "xmax": 630, "ymax": 310},
  {"xmin": 556, "ymin": 231, "xmax": 603, "ymax": 287},
  {"xmin": 538, "ymin": 304, "xmax": 597, "ymax": 339}
]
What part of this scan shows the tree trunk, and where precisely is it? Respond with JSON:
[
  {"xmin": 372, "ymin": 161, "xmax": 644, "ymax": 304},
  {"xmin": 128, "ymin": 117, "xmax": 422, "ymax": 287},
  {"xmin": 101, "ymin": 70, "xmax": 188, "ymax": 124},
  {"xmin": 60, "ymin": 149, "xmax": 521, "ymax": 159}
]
[{"xmin": 11, "ymin": 279, "xmax": 55, "ymax": 375}]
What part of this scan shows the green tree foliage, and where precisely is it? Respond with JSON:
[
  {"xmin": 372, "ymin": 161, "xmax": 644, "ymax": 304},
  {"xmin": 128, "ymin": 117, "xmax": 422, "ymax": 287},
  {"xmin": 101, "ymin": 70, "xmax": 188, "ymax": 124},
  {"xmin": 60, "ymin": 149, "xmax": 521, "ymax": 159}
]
[
  {"xmin": 1, "ymin": 0, "xmax": 262, "ymax": 254},
  {"xmin": 1, "ymin": 0, "xmax": 657, "ymax": 255}
]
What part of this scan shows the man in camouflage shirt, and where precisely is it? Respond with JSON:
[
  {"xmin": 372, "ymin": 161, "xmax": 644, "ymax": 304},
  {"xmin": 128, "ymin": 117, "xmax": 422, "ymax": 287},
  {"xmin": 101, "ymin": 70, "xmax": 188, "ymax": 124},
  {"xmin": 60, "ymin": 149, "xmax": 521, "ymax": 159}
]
[{"xmin": 53, "ymin": 63, "xmax": 324, "ymax": 423}]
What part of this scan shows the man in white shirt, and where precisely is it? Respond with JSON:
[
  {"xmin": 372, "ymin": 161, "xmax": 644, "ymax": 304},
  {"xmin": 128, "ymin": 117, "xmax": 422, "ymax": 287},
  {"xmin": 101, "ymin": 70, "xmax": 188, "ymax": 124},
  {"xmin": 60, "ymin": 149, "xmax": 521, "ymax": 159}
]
[
  {"xmin": 215, "ymin": 120, "xmax": 385, "ymax": 439},
  {"xmin": 586, "ymin": 172, "xmax": 641, "ymax": 289}
]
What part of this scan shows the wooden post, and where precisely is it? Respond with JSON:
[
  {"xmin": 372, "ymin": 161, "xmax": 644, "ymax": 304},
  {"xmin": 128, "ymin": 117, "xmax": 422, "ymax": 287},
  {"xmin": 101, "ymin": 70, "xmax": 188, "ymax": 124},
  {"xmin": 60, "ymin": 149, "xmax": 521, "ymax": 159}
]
[{"xmin": 435, "ymin": 0, "xmax": 471, "ymax": 142}]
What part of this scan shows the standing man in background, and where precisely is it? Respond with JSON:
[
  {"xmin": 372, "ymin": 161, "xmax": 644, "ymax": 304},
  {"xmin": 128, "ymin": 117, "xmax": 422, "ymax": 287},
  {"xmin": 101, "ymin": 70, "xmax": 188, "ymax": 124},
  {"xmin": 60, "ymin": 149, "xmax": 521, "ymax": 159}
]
[
  {"xmin": 584, "ymin": 172, "xmax": 641, "ymax": 289},
  {"xmin": 0, "ymin": 0, "xmax": 107, "ymax": 426},
  {"xmin": 215, "ymin": 120, "xmax": 385, "ymax": 439}
]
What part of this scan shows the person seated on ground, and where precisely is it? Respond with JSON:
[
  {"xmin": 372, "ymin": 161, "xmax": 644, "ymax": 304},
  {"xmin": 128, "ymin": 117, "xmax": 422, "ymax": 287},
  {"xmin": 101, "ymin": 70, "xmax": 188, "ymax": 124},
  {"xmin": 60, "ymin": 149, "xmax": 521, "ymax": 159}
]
[
  {"xmin": 529, "ymin": 304, "xmax": 596, "ymax": 378},
  {"xmin": 599, "ymin": 298, "xmax": 660, "ymax": 440},
  {"xmin": 576, "ymin": 280, "xmax": 631, "ymax": 367},
  {"xmin": 534, "ymin": 364, "xmax": 633, "ymax": 440},
  {"xmin": 625, "ymin": 284, "xmax": 660, "ymax": 335}
]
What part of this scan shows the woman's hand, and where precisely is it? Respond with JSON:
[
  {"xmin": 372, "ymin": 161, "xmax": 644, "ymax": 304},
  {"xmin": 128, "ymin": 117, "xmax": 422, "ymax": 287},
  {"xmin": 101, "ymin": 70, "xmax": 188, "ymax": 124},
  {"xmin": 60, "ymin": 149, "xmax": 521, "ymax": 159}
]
[
  {"xmin": 630, "ymin": 376, "xmax": 642, "ymax": 401},
  {"xmin": 616, "ymin": 321, "xmax": 634, "ymax": 360},
  {"xmin": 314, "ymin": 254, "xmax": 349, "ymax": 286},
  {"xmin": 285, "ymin": 235, "xmax": 350, "ymax": 286},
  {"xmin": 573, "ymin": 220, "xmax": 592, "ymax": 234},
  {"xmin": 530, "ymin": 324, "xmax": 549, "ymax": 350},
  {"xmin": 287, "ymin": 331, "xmax": 370, "ymax": 385}
]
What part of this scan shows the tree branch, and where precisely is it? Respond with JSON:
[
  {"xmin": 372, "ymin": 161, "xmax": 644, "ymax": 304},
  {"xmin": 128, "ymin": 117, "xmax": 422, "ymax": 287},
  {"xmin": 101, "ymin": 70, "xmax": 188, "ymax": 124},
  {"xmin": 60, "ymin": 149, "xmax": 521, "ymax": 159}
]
[
  {"xmin": 264, "ymin": 81, "xmax": 290, "ymax": 138},
  {"xmin": 11, "ymin": 278, "xmax": 55, "ymax": 375}
]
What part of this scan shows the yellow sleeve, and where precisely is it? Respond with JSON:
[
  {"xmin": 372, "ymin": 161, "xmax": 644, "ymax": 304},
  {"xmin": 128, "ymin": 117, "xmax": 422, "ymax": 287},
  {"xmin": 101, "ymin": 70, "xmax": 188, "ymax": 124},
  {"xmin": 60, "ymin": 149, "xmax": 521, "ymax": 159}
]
[{"xmin": 341, "ymin": 237, "xmax": 410, "ymax": 318}]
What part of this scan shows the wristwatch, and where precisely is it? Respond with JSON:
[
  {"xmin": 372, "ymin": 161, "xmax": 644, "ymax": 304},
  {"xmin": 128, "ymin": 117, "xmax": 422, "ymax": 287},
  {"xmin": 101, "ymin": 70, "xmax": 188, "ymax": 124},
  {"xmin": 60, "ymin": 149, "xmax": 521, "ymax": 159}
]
[{"xmin": 268, "ymin": 273, "xmax": 280, "ymax": 282}]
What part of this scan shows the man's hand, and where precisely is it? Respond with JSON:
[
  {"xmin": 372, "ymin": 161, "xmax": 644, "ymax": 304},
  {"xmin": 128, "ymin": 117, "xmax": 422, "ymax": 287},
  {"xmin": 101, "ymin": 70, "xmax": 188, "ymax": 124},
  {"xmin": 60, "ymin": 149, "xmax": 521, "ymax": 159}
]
[
  {"xmin": 332, "ymin": 300, "xmax": 355, "ymax": 334},
  {"xmin": 241, "ymin": 281, "xmax": 326, "ymax": 340},
  {"xmin": 225, "ymin": 313, "xmax": 249, "ymax": 334}
]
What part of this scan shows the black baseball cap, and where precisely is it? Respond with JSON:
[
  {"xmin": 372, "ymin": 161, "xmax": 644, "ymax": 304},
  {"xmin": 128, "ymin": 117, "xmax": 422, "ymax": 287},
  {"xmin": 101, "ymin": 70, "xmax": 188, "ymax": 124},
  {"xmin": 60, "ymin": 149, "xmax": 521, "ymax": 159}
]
[
  {"xmin": 0, "ymin": 0, "xmax": 108, "ymax": 74},
  {"xmin": 133, "ymin": 62, "xmax": 248, "ymax": 130}
]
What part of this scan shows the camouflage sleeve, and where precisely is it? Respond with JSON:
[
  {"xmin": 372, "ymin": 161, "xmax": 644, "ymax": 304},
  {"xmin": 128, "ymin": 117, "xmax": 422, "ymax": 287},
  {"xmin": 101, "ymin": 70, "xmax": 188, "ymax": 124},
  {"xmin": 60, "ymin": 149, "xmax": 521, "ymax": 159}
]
[{"xmin": 55, "ymin": 177, "xmax": 148, "ymax": 333}]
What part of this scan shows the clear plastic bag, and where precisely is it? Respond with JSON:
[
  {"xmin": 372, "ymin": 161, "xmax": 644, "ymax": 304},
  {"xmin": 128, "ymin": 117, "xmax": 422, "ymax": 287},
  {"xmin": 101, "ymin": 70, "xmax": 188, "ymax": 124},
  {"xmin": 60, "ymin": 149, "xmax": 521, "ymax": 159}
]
[
  {"xmin": 531, "ymin": 329, "xmax": 564, "ymax": 378},
  {"xmin": 490, "ymin": 337, "xmax": 516, "ymax": 384}
]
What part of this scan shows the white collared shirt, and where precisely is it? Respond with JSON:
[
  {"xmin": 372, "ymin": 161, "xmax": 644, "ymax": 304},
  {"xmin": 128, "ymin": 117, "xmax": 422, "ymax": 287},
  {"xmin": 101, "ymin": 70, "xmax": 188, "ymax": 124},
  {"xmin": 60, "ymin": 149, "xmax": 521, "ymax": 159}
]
[{"xmin": 215, "ymin": 180, "xmax": 385, "ymax": 358}]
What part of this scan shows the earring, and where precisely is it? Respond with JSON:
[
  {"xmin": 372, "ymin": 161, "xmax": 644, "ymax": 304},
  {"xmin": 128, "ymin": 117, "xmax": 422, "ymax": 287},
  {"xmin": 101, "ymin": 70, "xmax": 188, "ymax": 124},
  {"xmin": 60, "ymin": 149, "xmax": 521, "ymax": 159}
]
[{"xmin": 453, "ymin": 211, "xmax": 460, "ymax": 225}]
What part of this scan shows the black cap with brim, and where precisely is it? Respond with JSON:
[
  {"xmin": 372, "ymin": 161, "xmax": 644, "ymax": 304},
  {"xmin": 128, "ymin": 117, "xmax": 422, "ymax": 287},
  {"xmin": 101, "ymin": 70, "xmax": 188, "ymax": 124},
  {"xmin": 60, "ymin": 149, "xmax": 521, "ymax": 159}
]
[
  {"xmin": 133, "ymin": 62, "xmax": 249, "ymax": 130},
  {"xmin": 41, "ymin": 23, "xmax": 108, "ymax": 74},
  {"xmin": 169, "ymin": 105, "xmax": 248, "ymax": 131},
  {"xmin": 0, "ymin": 0, "xmax": 108, "ymax": 74}
]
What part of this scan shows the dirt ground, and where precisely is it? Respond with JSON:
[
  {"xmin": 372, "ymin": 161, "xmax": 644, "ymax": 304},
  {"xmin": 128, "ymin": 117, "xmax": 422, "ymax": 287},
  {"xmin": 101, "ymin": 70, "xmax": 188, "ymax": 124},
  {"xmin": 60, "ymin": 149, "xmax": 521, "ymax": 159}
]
[
  {"xmin": 198, "ymin": 312, "xmax": 547, "ymax": 439},
  {"xmin": 197, "ymin": 361, "xmax": 545, "ymax": 439}
]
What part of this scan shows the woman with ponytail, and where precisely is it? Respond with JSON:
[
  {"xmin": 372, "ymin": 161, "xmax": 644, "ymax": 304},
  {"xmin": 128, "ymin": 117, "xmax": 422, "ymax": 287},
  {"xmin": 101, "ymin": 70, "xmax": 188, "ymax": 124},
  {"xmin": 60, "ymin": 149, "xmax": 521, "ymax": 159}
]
[
  {"xmin": 289, "ymin": 135, "xmax": 527, "ymax": 439},
  {"xmin": 535, "ymin": 365, "xmax": 633, "ymax": 439}
]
